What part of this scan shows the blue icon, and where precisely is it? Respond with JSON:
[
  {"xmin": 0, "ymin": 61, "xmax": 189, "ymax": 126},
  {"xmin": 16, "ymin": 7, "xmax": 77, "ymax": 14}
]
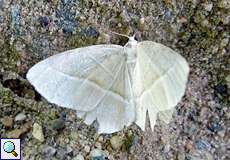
[{"xmin": 3, "ymin": 141, "xmax": 18, "ymax": 157}]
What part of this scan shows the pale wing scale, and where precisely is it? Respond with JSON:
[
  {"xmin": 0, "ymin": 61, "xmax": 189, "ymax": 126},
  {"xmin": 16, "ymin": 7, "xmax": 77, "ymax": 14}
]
[
  {"xmin": 83, "ymin": 63, "xmax": 135, "ymax": 133},
  {"xmin": 27, "ymin": 45, "xmax": 126, "ymax": 112},
  {"xmin": 135, "ymin": 41, "xmax": 189, "ymax": 130},
  {"xmin": 135, "ymin": 99, "xmax": 146, "ymax": 131}
]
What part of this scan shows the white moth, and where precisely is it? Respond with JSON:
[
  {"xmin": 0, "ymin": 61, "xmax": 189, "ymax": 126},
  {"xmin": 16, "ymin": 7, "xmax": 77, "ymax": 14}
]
[{"xmin": 27, "ymin": 34, "xmax": 189, "ymax": 134}]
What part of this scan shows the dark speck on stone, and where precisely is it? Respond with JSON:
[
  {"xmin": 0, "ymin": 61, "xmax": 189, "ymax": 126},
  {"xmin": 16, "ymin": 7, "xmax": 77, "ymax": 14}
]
[
  {"xmin": 0, "ymin": 15, "xmax": 4, "ymax": 23},
  {"xmin": 186, "ymin": 124, "xmax": 197, "ymax": 136},
  {"xmin": 62, "ymin": 24, "xmax": 76, "ymax": 34},
  {"xmin": 11, "ymin": 5, "xmax": 21, "ymax": 34},
  {"xmin": 214, "ymin": 83, "xmax": 228, "ymax": 98},
  {"xmin": 208, "ymin": 121, "xmax": 222, "ymax": 132},
  {"xmin": 39, "ymin": 16, "xmax": 49, "ymax": 27},
  {"xmin": 56, "ymin": 0, "xmax": 79, "ymax": 34},
  {"xmin": 187, "ymin": 107, "xmax": 198, "ymax": 121},
  {"xmin": 52, "ymin": 119, "xmax": 65, "ymax": 131},
  {"xmin": 195, "ymin": 139, "xmax": 211, "ymax": 151},
  {"xmin": 60, "ymin": 112, "xmax": 67, "ymax": 120},
  {"xmin": 132, "ymin": 135, "xmax": 140, "ymax": 145},
  {"xmin": 83, "ymin": 27, "xmax": 99, "ymax": 37},
  {"xmin": 164, "ymin": 9, "xmax": 174, "ymax": 23}
]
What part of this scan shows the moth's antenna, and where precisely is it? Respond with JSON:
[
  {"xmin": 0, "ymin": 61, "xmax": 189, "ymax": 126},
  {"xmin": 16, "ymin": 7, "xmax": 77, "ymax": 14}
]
[
  {"xmin": 94, "ymin": 24, "xmax": 132, "ymax": 39},
  {"xmin": 95, "ymin": 25, "xmax": 136, "ymax": 41},
  {"xmin": 110, "ymin": 31, "xmax": 130, "ymax": 39},
  {"xmin": 130, "ymin": 33, "xmax": 137, "ymax": 40}
]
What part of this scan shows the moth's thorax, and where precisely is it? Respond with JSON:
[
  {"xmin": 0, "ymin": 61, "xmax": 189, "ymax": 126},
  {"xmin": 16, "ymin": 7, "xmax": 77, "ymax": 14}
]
[
  {"xmin": 124, "ymin": 38, "xmax": 137, "ymax": 64},
  {"xmin": 124, "ymin": 37, "xmax": 137, "ymax": 108}
]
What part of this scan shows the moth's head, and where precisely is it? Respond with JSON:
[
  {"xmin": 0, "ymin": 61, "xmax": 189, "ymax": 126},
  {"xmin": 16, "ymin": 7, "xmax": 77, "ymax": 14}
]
[
  {"xmin": 128, "ymin": 35, "xmax": 138, "ymax": 46},
  {"xmin": 110, "ymin": 31, "xmax": 138, "ymax": 46}
]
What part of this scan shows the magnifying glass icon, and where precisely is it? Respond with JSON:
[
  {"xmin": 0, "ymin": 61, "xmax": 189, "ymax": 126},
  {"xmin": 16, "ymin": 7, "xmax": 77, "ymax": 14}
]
[{"xmin": 3, "ymin": 141, "xmax": 18, "ymax": 157}]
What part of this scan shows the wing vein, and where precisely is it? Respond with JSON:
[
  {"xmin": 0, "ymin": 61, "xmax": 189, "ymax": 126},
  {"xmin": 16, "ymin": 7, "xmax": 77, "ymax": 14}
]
[
  {"xmin": 48, "ymin": 65, "xmax": 127, "ymax": 102},
  {"xmin": 137, "ymin": 62, "xmax": 177, "ymax": 100},
  {"xmin": 86, "ymin": 54, "xmax": 114, "ymax": 78},
  {"xmin": 90, "ymin": 56, "xmax": 126, "ymax": 110}
]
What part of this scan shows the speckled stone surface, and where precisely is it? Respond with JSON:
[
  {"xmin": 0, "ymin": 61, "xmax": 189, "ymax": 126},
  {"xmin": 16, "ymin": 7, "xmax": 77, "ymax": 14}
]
[{"xmin": 0, "ymin": 0, "xmax": 229, "ymax": 160}]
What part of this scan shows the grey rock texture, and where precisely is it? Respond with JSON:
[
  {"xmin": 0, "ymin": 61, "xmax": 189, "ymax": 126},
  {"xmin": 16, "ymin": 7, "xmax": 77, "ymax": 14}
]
[{"xmin": 0, "ymin": 0, "xmax": 229, "ymax": 159}]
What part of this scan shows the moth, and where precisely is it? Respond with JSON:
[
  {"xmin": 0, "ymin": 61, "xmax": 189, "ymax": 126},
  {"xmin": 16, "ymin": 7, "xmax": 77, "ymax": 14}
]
[{"xmin": 27, "ymin": 34, "xmax": 189, "ymax": 134}]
